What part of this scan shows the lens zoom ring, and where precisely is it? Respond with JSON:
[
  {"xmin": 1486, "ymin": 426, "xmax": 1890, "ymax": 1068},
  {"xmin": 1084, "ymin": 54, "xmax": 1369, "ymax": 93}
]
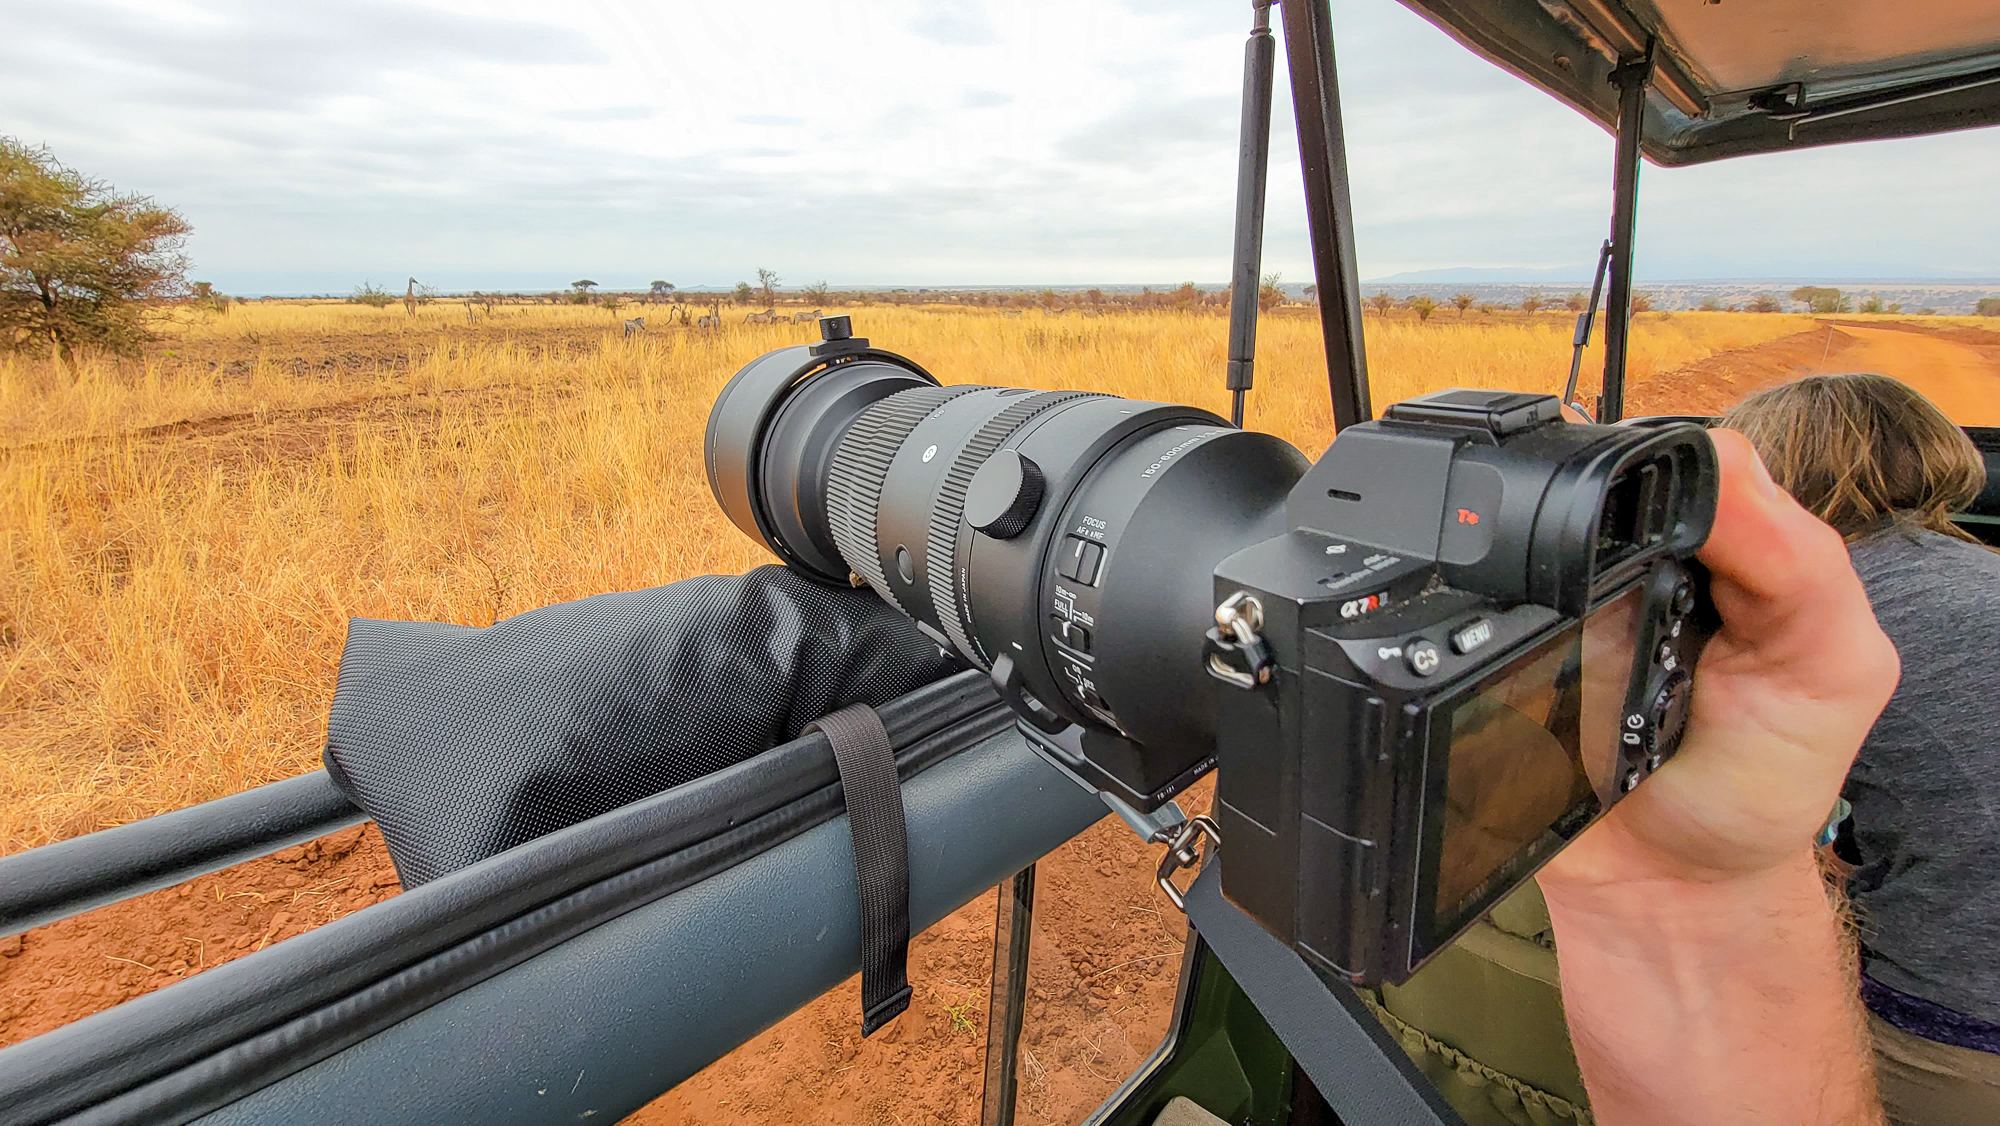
[
  {"xmin": 827, "ymin": 384, "xmax": 978, "ymax": 610},
  {"xmin": 928, "ymin": 391, "xmax": 1100, "ymax": 667}
]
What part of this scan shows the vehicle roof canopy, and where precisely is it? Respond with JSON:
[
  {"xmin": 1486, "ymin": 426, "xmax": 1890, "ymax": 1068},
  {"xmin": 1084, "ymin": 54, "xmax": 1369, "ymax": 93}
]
[{"xmin": 1398, "ymin": 0, "xmax": 2000, "ymax": 165}]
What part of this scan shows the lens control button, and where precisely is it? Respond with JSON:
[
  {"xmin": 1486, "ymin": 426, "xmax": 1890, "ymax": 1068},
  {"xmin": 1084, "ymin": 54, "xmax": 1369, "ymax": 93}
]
[
  {"xmin": 1057, "ymin": 536, "xmax": 1104, "ymax": 585},
  {"xmin": 1405, "ymin": 639, "xmax": 1443, "ymax": 677},
  {"xmin": 966, "ymin": 450, "xmax": 1045, "ymax": 539},
  {"xmin": 1449, "ymin": 618, "xmax": 1494, "ymax": 655}
]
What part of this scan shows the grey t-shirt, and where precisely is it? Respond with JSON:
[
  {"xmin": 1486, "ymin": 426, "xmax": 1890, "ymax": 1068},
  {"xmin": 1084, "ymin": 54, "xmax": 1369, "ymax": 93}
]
[{"xmin": 1845, "ymin": 525, "xmax": 2000, "ymax": 1025}]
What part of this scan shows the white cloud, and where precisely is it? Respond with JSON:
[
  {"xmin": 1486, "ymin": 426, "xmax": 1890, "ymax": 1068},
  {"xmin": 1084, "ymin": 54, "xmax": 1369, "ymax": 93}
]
[{"xmin": 2, "ymin": 0, "xmax": 1995, "ymax": 292}]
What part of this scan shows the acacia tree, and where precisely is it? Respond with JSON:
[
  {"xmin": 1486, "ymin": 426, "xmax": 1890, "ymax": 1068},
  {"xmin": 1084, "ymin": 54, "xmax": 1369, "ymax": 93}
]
[
  {"xmin": 756, "ymin": 268, "xmax": 780, "ymax": 305},
  {"xmin": 1257, "ymin": 271, "xmax": 1284, "ymax": 310},
  {"xmin": 1407, "ymin": 295, "xmax": 1438, "ymax": 322},
  {"xmin": 1790, "ymin": 286, "xmax": 1847, "ymax": 314},
  {"xmin": 1, "ymin": 137, "xmax": 190, "ymax": 359},
  {"xmin": 1451, "ymin": 292, "xmax": 1474, "ymax": 316}
]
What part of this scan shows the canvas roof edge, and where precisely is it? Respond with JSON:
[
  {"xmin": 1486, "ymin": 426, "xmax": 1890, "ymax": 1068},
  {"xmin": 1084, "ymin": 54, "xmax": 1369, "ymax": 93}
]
[{"xmin": 1395, "ymin": 0, "xmax": 2000, "ymax": 166}]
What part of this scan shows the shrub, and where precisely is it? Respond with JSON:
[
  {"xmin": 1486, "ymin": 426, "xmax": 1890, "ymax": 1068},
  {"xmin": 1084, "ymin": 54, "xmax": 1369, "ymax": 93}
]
[{"xmin": 350, "ymin": 281, "xmax": 395, "ymax": 308}]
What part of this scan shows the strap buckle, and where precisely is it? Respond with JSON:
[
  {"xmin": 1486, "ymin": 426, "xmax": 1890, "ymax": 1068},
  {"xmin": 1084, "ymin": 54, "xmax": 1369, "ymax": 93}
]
[
  {"xmin": 1156, "ymin": 815, "xmax": 1222, "ymax": 912},
  {"xmin": 1204, "ymin": 592, "xmax": 1274, "ymax": 690}
]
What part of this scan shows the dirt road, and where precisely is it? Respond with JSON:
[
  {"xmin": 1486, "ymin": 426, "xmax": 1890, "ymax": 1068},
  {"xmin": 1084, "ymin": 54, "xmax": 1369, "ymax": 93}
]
[
  {"xmin": 1630, "ymin": 319, "xmax": 2000, "ymax": 422},
  {"xmin": 1827, "ymin": 325, "xmax": 2000, "ymax": 424}
]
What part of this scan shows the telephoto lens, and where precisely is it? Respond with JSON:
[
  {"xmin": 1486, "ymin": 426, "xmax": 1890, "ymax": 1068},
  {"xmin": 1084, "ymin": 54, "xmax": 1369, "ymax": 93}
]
[{"xmin": 706, "ymin": 321, "xmax": 1310, "ymax": 807}]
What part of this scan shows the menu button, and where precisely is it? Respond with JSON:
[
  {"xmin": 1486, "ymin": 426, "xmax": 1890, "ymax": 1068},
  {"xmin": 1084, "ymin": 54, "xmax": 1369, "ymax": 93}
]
[{"xmin": 1450, "ymin": 619, "xmax": 1494, "ymax": 655}]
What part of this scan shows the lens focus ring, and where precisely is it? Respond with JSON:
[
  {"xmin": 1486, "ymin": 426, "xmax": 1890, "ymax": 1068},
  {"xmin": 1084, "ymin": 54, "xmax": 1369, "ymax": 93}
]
[
  {"xmin": 927, "ymin": 391, "xmax": 1099, "ymax": 667},
  {"xmin": 827, "ymin": 384, "xmax": 978, "ymax": 610}
]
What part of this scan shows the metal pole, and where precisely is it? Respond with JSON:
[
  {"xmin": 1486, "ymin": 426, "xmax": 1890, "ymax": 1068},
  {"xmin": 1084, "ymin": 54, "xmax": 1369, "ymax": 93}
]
[
  {"xmin": 1278, "ymin": 0, "xmax": 1371, "ymax": 432},
  {"xmin": 1563, "ymin": 238, "xmax": 1613, "ymax": 417},
  {"xmin": 1226, "ymin": 1, "xmax": 1278, "ymax": 428},
  {"xmin": 979, "ymin": 864, "xmax": 1036, "ymax": 1126},
  {"xmin": 1601, "ymin": 53, "xmax": 1651, "ymax": 423}
]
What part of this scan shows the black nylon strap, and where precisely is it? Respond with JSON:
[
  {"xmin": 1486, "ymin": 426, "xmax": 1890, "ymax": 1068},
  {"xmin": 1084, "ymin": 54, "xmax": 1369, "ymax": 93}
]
[
  {"xmin": 808, "ymin": 703, "xmax": 913, "ymax": 1035},
  {"xmin": 1182, "ymin": 860, "xmax": 1463, "ymax": 1126}
]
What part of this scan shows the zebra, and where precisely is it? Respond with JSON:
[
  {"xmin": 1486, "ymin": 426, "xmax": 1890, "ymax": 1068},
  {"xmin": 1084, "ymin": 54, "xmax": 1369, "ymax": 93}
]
[
  {"xmin": 791, "ymin": 307, "xmax": 822, "ymax": 324},
  {"xmin": 696, "ymin": 302, "xmax": 722, "ymax": 329},
  {"xmin": 745, "ymin": 308, "xmax": 777, "ymax": 324},
  {"xmin": 623, "ymin": 317, "xmax": 646, "ymax": 337}
]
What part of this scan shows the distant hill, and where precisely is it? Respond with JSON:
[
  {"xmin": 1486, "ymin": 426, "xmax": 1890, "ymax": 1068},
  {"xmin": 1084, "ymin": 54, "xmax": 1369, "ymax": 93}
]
[
  {"xmin": 1363, "ymin": 266, "xmax": 1591, "ymax": 285},
  {"xmin": 1352, "ymin": 277, "xmax": 2000, "ymax": 315}
]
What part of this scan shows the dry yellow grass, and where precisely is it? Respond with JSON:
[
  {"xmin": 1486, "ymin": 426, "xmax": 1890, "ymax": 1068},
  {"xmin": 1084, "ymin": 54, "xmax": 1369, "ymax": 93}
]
[{"xmin": 0, "ymin": 302, "xmax": 1814, "ymax": 851}]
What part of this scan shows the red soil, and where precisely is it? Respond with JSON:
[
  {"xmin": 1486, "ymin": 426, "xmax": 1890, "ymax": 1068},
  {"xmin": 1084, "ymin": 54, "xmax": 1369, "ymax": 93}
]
[{"xmin": 0, "ymin": 825, "xmax": 400, "ymax": 1046}]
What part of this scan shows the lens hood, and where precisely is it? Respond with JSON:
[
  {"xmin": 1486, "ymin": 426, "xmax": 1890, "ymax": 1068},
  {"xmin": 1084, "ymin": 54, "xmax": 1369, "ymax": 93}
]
[{"xmin": 704, "ymin": 343, "xmax": 938, "ymax": 580}]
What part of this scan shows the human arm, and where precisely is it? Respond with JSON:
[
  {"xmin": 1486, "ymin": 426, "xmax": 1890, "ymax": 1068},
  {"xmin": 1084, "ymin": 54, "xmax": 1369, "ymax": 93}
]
[{"xmin": 1536, "ymin": 429, "xmax": 1898, "ymax": 1125}]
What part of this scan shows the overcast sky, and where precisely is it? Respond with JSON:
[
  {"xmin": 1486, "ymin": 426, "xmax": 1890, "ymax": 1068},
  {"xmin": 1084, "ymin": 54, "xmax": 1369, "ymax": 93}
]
[{"xmin": 5, "ymin": 0, "xmax": 1998, "ymax": 293}]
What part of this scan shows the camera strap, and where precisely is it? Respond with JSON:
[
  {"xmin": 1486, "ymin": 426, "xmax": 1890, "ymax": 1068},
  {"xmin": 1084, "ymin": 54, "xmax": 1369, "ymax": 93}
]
[
  {"xmin": 807, "ymin": 703, "xmax": 913, "ymax": 1036},
  {"xmin": 1181, "ymin": 860, "xmax": 1464, "ymax": 1126}
]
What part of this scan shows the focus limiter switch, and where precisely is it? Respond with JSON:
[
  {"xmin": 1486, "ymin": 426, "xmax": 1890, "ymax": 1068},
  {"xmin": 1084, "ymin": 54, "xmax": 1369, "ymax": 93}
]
[
  {"xmin": 1057, "ymin": 535, "xmax": 1104, "ymax": 585},
  {"xmin": 1052, "ymin": 617, "xmax": 1092, "ymax": 653}
]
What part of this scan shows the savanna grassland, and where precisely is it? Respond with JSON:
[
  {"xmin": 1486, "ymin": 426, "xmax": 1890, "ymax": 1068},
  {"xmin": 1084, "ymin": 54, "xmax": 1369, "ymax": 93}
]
[
  {"xmin": 0, "ymin": 300, "xmax": 1832, "ymax": 851},
  {"xmin": 14, "ymin": 298, "xmax": 2000, "ymax": 1124}
]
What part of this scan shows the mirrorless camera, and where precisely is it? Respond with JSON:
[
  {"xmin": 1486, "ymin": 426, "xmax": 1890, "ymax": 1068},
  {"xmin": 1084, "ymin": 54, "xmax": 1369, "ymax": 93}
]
[{"xmin": 705, "ymin": 319, "xmax": 1718, "ymax": 985}]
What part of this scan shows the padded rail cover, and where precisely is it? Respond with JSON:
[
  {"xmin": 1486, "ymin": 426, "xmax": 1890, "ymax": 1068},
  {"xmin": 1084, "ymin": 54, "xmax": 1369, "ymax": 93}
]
[{"xmin": 0, "ymin": 672, "xmax": 1103, "ymax": 1126}]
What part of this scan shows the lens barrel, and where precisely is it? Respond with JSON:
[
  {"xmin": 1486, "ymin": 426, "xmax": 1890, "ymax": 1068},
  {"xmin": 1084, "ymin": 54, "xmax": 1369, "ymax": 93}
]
[{"xmin": 705, "ymin": 342, "xmax": 1310, "ymax": 805}]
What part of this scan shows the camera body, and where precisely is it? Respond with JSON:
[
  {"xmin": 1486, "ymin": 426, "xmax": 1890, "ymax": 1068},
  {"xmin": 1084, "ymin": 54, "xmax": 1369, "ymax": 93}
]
[{"xmin": 1201, "ymin": 391, "xmax": 1716, "ymax": 984}]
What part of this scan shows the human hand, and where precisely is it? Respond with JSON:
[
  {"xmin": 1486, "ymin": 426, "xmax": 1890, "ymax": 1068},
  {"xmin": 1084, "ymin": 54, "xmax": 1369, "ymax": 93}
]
[{"xmin": 1541, "ymin": 428, "xmax": 1899, "ymax": 890}]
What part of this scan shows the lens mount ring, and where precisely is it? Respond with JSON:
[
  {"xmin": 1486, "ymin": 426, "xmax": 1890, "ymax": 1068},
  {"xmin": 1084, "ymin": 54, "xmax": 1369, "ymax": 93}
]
[
  {"xmin": 827, "ymin": 384, "xmax": 980, "ymax": 610},
  {"xmin": 927, "ymin": 390, "xmax": 1100, "ymax": 668}
]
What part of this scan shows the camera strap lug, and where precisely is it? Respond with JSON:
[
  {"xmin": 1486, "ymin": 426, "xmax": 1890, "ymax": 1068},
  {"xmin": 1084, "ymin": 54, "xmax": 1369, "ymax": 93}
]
[
  {"xmin": 1156, "ymin": 814, "xmax": 1222, "ymax": 912},
  {"xmin": 1205, "ymin": 591, "xmax": 1274, "ymax": 690}
]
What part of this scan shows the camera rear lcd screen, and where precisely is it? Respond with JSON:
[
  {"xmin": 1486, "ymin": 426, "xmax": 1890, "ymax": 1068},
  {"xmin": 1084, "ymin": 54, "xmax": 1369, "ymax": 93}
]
[
  {"xmin": 1431, "ymin": 638, "xmax": 1589, "ymax": 919},
  {"xmin": 1425, "ymin": 588, "xmax": 1647, "ymax": 945}
]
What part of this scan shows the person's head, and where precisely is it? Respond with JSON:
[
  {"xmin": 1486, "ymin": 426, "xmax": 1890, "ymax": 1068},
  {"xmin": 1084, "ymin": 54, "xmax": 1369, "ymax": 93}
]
[{"xmin": 1718, "ymin": 373, "xmax": 1986, "ymax": 543}]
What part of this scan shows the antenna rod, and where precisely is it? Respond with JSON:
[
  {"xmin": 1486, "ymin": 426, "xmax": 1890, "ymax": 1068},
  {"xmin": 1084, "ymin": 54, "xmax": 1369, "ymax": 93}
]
[
  {"xmin": 1226, "ymin": 0, "xmax": 1278, "ymax": 428},
  {"xmin": 1563, "ymin": 238, "xmax": 1613, "ymax": 418}
]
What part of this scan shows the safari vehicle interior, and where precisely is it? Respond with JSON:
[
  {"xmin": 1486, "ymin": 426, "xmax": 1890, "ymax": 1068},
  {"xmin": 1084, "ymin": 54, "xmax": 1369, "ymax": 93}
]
[{"xmin": 2, "ymin": 2, "xmax": 1998, "ymax": 1125}]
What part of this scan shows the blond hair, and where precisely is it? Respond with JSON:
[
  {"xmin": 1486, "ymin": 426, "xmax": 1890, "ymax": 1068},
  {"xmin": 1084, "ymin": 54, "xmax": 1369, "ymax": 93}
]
[{"xmin": 1719, "ymin": 373, "xmax": 1987, "ymax": 544}]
